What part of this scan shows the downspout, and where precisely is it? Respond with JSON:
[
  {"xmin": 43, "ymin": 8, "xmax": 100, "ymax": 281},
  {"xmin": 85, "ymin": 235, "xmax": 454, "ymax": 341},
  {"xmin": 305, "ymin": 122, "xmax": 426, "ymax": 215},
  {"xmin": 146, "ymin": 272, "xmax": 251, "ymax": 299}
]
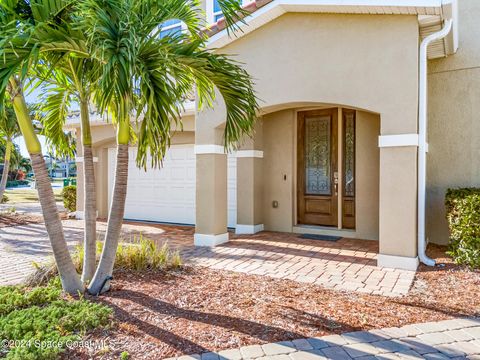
[{"xmin": 418, "ymin": 18, "xmax": 453, "ymax": 266}]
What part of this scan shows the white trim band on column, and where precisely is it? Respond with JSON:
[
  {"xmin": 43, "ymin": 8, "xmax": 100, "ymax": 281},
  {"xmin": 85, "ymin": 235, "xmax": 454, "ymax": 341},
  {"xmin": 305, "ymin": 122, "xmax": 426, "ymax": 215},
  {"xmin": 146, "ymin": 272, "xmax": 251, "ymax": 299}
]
[
  {"xmin": 75, "ymin": 210, "xmax": 98, "ymax": 219},
  {"xmin": 235, "ymin": 224, "xmax": 264, "ymax": 235},
  {"xmin": 235, "ymin": 150, "xmax": 264, "ymax": 159},
  {"xmin": 194, "ymin": 145, "xmax": 226, "ymax": 155},
  {"xmin": 194, "ymin": 232, "xmax": 229, "ymax": 247},
  {"xmin": 377, "ymin": 254, "xmax": 419, "ymax": 271},
  {"xmin": 378, "ymin": 134, "xmax": 419, "ymax": 148},
  {"xmin": 76, "ymin": 156, "xmax": 99, "ymax": 162}
]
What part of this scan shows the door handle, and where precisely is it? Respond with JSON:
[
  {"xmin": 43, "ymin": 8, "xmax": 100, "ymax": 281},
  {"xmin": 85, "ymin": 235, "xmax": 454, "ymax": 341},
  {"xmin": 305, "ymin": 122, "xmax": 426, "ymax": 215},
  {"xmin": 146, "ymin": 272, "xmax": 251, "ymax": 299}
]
[{"xmin": 334, "ymin": 172, "xmax": 339, "ymax": 196}]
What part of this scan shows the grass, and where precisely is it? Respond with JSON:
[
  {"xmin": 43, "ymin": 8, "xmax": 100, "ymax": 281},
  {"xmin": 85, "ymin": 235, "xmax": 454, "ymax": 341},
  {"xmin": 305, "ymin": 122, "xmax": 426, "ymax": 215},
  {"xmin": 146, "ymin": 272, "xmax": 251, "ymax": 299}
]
[
  {"xmin": 0, "ymin": 278, "xmax": 112, "ymax": 360},
  {"xmin": 4, "ymin": 188, "xmax": 63, "ymax": 204}
]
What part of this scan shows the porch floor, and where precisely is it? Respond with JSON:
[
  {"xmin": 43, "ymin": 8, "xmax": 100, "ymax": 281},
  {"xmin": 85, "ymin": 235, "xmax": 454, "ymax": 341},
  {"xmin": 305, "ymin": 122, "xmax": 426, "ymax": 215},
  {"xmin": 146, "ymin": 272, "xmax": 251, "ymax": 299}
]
[{"xmin": 147, "ymin": 224, "xmax": 416, "ymax": 297}]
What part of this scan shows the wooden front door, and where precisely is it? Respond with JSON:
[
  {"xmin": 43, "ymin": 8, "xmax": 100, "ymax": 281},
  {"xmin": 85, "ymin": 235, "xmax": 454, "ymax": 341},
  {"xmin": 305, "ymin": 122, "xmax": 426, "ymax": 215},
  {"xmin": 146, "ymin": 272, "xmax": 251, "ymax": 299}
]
[{"xmin": 297, "ymin": 109, "xmax": 338, "ymax": 227}]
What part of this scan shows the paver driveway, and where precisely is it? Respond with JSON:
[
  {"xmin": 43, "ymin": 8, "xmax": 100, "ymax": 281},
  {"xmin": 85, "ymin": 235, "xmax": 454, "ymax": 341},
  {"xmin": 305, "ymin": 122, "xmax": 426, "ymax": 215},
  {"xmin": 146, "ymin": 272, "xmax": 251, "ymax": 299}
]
[
  {"xmin": 0, "ymin": 220, "xmax": 414, "ymax": 296},
  {"xmin": 169, "ymin": 318, "xmax": 480, "ymax": 360}
]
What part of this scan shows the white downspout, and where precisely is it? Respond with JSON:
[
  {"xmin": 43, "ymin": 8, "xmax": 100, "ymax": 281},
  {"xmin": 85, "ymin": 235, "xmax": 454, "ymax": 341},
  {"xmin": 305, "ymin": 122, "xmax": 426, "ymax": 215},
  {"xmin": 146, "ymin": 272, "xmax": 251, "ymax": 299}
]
[{"xmin": 418, "ymin": 18, "xmax": 453, "ymax": 266}]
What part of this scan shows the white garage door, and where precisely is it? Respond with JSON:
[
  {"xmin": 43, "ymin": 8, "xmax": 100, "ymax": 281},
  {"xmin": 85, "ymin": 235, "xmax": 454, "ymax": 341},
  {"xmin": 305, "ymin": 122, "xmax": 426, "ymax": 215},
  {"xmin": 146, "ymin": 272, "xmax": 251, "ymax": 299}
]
[{"xmin": 108, "ymin": 145, "xmax": 237, "ymax": 227}]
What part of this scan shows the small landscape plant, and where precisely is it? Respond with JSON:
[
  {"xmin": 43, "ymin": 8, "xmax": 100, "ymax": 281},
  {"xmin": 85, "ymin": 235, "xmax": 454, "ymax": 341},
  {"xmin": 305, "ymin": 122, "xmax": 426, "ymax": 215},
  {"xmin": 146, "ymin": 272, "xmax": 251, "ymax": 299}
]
[
  {"xmin": 76, "ymin": 234, "xmax": 183, "ymax": 272},
  {"xmin": 61, "ymin": 185, "xmax": 76, "ymax": 212},
  {"xmin": 1, "ymin": 194, "xmax": 8, "ymax": 203},
  {"xmin": 0, "ymin": 278, "xmax": 112, "ymax": 359},
  {"xmin": 27, "ymin": 235, "xmax": 182, "ymax": 287},
  {"xmin": 445, "ymin": 188, "xmax": 480, "ymax": 269}
]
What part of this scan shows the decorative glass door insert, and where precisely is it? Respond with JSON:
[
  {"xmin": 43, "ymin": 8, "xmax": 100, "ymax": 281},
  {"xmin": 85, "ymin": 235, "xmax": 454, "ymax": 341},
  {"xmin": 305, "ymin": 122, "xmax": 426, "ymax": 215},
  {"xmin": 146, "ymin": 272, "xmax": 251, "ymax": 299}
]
[{"xmin": 305, "ymin": 115, "xmax": 331, "ymax": 195}]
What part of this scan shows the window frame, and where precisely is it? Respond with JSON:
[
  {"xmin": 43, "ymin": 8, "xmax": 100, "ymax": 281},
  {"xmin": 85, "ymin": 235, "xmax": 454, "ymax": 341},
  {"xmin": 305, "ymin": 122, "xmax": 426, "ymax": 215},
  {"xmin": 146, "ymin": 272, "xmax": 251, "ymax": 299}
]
[
  {"xmin": 206, "ymin": 0, "xmax": 248, "ymax": 24},
  {"xmin": 159, "ymin": 19, "xmax": 187, "ymax": 38}
]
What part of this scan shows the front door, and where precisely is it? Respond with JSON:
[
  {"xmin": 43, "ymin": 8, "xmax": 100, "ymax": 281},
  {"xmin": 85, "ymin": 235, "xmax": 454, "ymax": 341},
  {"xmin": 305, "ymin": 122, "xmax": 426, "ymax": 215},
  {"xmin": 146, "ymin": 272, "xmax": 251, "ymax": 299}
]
[{"xmin": 297, "ymin": 109, "xmax": 338, "ymax": 226}]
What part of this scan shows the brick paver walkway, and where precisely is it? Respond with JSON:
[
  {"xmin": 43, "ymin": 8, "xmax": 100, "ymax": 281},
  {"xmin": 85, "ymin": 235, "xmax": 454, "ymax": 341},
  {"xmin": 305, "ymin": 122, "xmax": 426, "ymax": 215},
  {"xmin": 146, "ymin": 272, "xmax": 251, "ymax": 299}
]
[
  {"xmin": 182, "ymin": 235, "xmax": 415, "ymax": 297},
  {"xmin": 165, "ymin": 318, "xmax": 480, "ymax": 360},
  {"xmin": 0, "ymin": 221, "xmax": 414, "ymax": 296}
]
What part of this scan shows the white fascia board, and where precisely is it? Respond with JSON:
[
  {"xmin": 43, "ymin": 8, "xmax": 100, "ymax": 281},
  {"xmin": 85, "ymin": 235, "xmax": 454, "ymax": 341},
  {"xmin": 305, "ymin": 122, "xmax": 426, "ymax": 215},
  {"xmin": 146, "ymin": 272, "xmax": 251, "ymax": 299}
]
[{"xmin": 208, "ymin": 0, "xmax": 445, "ymax": 49}]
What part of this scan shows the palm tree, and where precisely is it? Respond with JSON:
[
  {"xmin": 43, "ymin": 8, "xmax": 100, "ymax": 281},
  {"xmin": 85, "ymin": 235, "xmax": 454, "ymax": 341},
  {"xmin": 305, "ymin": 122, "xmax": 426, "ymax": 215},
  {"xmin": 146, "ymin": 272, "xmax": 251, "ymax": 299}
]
[
  {"xmin": 83, "ymin": 0, "xmax": 259, "ymax": 295},
  {"xmin": 0, "ymin": 0, "xmax": 84, "ymax": 294},
  {"xmin": 0, "ymin": 103, "xmax": 20, "ymax": 199},
  {"xmin": 37, "ymin": 64, "xmax": 98, "ymax": 282},
  {"xmin": 35, "ymin": 58, "xmax": 100, "ymax": 282}
]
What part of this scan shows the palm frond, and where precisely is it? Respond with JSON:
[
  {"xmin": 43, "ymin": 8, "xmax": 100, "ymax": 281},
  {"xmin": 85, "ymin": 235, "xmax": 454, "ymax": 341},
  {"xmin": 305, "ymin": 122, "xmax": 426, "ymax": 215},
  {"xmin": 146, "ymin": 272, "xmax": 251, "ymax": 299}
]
[{"xmin": 38, "ymin": 76, "xmax": 75, "ymax": 158}]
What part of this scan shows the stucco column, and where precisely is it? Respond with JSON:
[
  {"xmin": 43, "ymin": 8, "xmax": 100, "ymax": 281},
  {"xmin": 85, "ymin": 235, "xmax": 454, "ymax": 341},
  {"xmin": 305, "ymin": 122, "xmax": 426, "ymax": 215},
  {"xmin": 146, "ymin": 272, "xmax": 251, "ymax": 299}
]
[
  {"xmin": 194, "ymin": 94, "xmax": 229, "ymax": 246},
  {"xmin": 74, "ymin": 128, "xmax": 85, "ymax": 218},
  {"xmin": 377, "ymin": 134, "xmax": 419, "ymax": 271},
  {"xmin": 95, "ymin": 147, "xmax": 109, "ymax": 218},
  {"xmin": 235, "ymin": 121, "xmax": 264, "ymax": 234}
]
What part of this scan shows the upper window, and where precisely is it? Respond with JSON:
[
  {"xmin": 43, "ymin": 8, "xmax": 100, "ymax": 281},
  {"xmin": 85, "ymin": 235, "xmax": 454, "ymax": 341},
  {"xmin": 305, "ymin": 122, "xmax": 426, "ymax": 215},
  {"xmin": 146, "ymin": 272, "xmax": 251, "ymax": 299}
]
[
  {"xmin": 160, "ymin": 19, "xmax": 183, "ymax": 38},
  {"xmin": 208, "ymin": 0, "xmax": 246, "ymax": 24},
  {"xmin": 213, "ymin": 0, "xmax": 223, "ymax": 22}
]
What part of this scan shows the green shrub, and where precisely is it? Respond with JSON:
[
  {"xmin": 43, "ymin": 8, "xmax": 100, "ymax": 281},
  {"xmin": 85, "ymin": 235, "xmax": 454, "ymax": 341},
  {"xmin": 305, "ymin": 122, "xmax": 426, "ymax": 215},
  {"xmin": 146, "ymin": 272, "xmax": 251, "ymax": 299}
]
[
  {"xmin": 0, "ymin": 279, "xmax": 112, "ymax": 359},
  {"xmin": 61, "ymin": 185, "xmax": 76, "ymax": 212},
  {"xmin": 5, "ymin": 180, "xmax": 29, "ymax": 188},
  {"xmin": 1, "ymin": 194, "xmax": 8, "ymax": 203},
  {"xmin": 445, "ymin": 188, "xmax": 480, "ymax": 269}
]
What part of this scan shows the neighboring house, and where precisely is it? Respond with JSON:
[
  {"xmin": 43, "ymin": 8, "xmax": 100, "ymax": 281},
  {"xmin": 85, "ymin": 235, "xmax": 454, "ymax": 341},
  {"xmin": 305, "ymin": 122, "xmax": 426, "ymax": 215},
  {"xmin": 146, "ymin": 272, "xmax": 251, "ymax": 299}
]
[
  {"xmin": 66, "ymin": 0, "xmax": 480, "ymax": 271},
  {"xmin": 44, "ymin": 155, "xmax": 76, "ymax": 178}
]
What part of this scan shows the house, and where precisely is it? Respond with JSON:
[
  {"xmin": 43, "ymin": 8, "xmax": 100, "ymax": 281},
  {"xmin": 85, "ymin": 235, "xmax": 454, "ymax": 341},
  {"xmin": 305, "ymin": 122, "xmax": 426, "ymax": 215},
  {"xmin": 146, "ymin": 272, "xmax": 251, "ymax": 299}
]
[
  {"xmin": 67, "ymin": 0, "xmax": 480, "ymax": 271},
  {"xmin": 43, "ymin": 155, "xmax": 76, "ymax": 178}
]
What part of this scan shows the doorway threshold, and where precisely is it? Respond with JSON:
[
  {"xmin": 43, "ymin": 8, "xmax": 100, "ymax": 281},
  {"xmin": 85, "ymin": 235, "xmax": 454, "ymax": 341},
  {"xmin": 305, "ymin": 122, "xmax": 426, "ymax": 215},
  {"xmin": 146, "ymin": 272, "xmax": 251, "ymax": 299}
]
[{"xmin": 292, "ymin": 225, "xmax": 357, "ymax": 239}]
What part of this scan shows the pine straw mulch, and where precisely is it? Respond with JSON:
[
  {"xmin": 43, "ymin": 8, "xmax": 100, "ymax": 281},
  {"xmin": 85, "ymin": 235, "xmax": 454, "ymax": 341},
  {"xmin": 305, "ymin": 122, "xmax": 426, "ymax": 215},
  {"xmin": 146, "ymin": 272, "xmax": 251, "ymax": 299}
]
[
  {"xmin": 66, "ymin": 245, "xmax": 479, "ymax": 360},
  {"xmin": 0, "ymin": 212, "xmax": 43, "ymax": 228}
]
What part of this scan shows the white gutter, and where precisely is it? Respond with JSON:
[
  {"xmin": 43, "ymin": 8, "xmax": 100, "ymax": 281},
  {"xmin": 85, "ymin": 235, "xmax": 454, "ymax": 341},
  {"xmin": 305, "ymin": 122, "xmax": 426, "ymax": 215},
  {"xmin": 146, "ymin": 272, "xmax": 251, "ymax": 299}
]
[{"xmin": 417, "ymin": 18, "xmax": 453, "ymax": 267}]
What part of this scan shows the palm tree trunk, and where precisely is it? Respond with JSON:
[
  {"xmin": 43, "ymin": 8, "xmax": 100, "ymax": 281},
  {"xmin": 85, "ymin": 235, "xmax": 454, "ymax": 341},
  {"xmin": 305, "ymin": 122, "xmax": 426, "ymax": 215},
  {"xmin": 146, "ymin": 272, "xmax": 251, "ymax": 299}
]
[
  {"xmin": 88, "ymin": 143, "xmax": 129, "ymax": 295},
  {"xmin": 8, "ymin": 77, "xmax": 83, "ymax": 294},
  {"xmin": 0, "ymin": 140, "xmax": 12, "ymax": 201},
  {"xmin": 80, "ymin": 100, "xmax": 97, "ymax": 283},
  {"xmin": 32, "ymin": 153, "xmax": 84, "ymax": 293}
]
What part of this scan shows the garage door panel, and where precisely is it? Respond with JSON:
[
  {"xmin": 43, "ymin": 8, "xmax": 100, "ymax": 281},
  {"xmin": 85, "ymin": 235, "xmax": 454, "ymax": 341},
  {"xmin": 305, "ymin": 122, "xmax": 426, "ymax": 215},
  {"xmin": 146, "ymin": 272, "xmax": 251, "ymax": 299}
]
[{"xmin": 108, "ymin": 145, "xmax": 236, "ymax": 227}]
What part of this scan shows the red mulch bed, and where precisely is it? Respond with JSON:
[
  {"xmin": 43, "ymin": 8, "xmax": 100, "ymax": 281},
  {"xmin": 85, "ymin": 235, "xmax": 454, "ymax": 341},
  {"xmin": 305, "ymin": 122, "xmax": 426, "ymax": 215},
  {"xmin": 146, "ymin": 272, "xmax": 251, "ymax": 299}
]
[
  {"xmin": 65, "ymin": 245, "xmax": 480, "ymax": 360},
  {"xmin": 0, "ymin": 213, "xmax": 43, "ymax": 228}
]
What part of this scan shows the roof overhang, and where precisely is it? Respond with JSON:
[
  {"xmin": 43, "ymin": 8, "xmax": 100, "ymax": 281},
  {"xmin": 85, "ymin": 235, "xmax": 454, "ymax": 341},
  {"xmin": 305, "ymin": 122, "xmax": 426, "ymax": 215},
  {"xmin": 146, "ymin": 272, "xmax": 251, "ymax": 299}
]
[{"xmin": 207, "ymin": 0, "xmax": 459, "ymax": 59}]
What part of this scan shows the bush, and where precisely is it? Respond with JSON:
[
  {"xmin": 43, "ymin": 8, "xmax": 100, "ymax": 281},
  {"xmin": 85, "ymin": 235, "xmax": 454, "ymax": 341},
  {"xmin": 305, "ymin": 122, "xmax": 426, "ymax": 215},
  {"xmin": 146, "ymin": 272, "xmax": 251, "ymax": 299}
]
[
  {"xmin": 0, "ymin": 279, "xmax": 112, "ymax": 359},
  {"xmin": 61, "ymin": 185, "xmax": 76, "ymax": 212},
  {"xmin": 5, "ymin": 180, "xmax": 29, "ymax": 188},
  {"xmin": 445, "ymin": 188, "xmax": 480, "ymax": 269},
  {"xmin": 1, "ymin": 194, "xmax": 8, "ymax": 203}
]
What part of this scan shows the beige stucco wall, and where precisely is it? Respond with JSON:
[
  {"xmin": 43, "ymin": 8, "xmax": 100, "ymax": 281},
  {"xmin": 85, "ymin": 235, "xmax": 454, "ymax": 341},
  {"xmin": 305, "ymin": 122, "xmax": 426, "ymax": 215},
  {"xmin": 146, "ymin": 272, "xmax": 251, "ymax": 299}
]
[
  {"xmin": 426, "ymin": 0, "xmax": 480, "ymax": 245},
  {"xmin": 219, "ymin": 13, "xmax": 419, "ymax": 134},
  {"xmin": 262, "ymin": 110, "xmax": 295, "ymax": 232},
  {"xmin": 355, "ymin": 111, "xmax": 380, "ymax": 240}
]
